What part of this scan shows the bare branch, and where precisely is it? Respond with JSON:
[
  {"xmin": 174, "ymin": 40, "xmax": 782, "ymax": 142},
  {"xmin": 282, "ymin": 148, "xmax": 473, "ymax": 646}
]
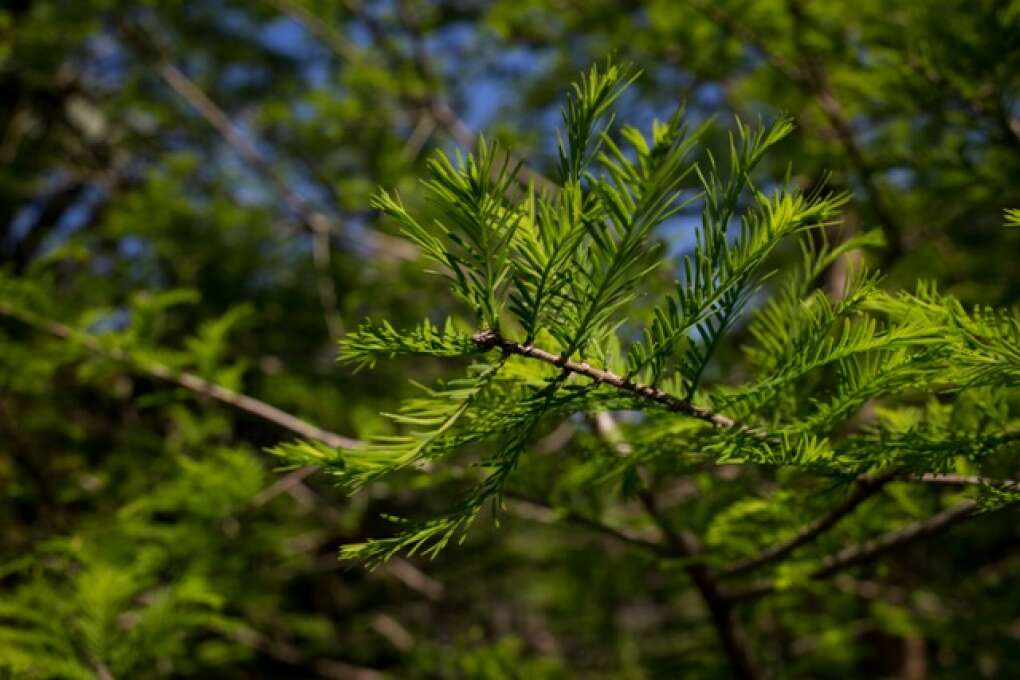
[
  {"xmin": 720, "ymin": 470, "xmax": 898, "ymax": 577},
  {"xmin": 265, "ymin": 0, "xmax": 359, "ymax": 61},
  {"xmin": 149, "ymin": 57, "xmax": 349, "ymax": 343},
  {"xmin": 386, "ymin": 557, "xmax": 445, "ymax": 601},
  {"xmin": 724, "ymin": 498, "xmax": 1002, "ymax": 602},
  {"xmin": 910, "ymin": 473, "xmax": 1019, "ymax": 489},
  {"xmin": 0, "ymin": 304, "xmax": 357, "ymax": 449},
  {"xmin": 503, "ymin": 491, "xmax": 669, "ymax": 555},
  {"xmin": 276, "ymin": 0, "xmax": 560, "ymax": 195},
  {"xmin": 428, "ymin": 100, "xmax": 561, "ymax": 194},
  {"xmin": 252, "ymin": 464, "xmax": 326, "ymax": 506},
  {"xmin": 92, "ymin": 660, "xmax": 115, "ymax": 680},
  {"xmin": 369, "ymin": 613, "xmax": 414, "ymax": 651},
  {"xmin": 227, "ymin": 625, "xmax": 383, "ymax": 680}
]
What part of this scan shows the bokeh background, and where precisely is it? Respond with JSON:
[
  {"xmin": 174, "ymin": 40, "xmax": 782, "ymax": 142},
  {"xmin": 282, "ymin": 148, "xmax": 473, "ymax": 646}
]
[{"xmin": 1, "ymin": 1, "xmax": 1019, "ymax": 677}]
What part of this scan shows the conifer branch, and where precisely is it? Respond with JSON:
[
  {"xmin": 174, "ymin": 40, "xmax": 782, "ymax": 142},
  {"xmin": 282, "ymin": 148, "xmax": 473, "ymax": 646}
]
[{"xmin": 473, "ymin": 330, "xmax": 764, "ymax": 435}]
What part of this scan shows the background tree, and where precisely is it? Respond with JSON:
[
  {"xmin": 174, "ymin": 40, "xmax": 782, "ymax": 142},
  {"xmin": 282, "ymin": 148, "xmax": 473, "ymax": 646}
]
[{"xmin": 1, "ymin": 1, "xmax": 1018, "ymax": 678}]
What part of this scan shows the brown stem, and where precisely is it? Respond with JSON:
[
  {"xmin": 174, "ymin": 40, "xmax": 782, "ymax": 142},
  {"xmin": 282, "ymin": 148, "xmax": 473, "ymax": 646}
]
[
  {"xmin": 151, "ymin": 57, "xmax": 348, "ymax": 342},
  {"xmin": 911, "ymin": 473, "xmax": 1019, "ymax": 489},
  {"xmin": 227, "ymin": 625, "xmax": 383, "ymax": 679},
  {"xmin": 473, "ymin": 330, "xmax": 762, "ymax": 435},
  {"xmin": 639, "ymin": 485, "xmax": 760, "ymax": 679},
  {"xmin": 264, "ymin": 0, "xmax": 359, "ymax": 61},
  {"xmin": 93, "ymin": 660, "xmax": 115, "ymax": 680}
]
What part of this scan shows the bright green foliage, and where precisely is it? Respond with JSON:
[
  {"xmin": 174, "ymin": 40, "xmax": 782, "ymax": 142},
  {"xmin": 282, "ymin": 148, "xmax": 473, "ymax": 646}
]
[
  {"xmin": 282, "ymin": 65, "xmax": 1020, "ymax": 573},
  {"xmin": 340, "ymin": 317, "xmax": 479, "ymax": 370},
  {"xmin": 274, "ymin": 363, "xmax": 504, "ymax": 493},
  {"xmin": 558, "ymin": 62, "xmax": 639, "ymax": 183},
  {"xmin": 372, "ymin": 140, "xmax": 525, "ymax": 329}
]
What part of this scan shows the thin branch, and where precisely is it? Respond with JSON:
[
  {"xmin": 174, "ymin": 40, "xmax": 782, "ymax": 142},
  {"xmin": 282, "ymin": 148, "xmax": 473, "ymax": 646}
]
[
  {"xmin": 910, "ymin": 473, "xmax": 1019, "ymax": 489},
  {"xmin": 473, "ymin": 330, "xmax": 763, "ymax": 435},
  {"xmin": 503, "ymin": 491, "xmax": 669, "ymax": 555},
  {"xmin": 724, "ymin": 498, "xmax": 1001, "ymax": 602},
  {"xmin": 369, "ymin": 612, "xmax": 415, "ymax": 651},
  {"xmin": 131, "ymin": 21, "xmax": 417, "ymax": 268},
  {"xmin": 815, "ymin": 498, "xmax": 978, "ymax": 578},
  {"xmin": 401, "ymin": 111, "xmax": 437, "ymax": 161},
  {"xmin": 92, "ymin": 660, "xmax": 115, "ymax": 680},
  {"xmin": 311, "ymin": 225, "xmax": 345, "ymax": 342},
  {"xmin": 227, "ymin": 625, "xmax": 383, "ymax": 680},
  {"xmin": 152, "ymin": 58, "xmax": 339, "ymax": 242},
  {"xmin": 720, "ymin": 470, "xmax": 898, "ymax": 577},
  {"xmin": 0, "ymin": 304, "xmax": 357, "ymax": 449},
  {"xmin": 150, "ymin": 57, "xmax": 347, "ymax": 343},
  {"xmin": 386, "ymin": 557, "xmax": 445, "ymax": 601},
  {"xmin": 428, "ymin": 100, "xmax": 560, "ymax": 194},
  {"xmin": 682, "ymin": 0, "xmax": 803, "ymax": 82},
  {"xmin": 252, "ymin": 463, "xmax": 325, "ymax": 506},
  {"xmin": 265, "ymin": 0, "xmax": 359, "ymax": 61},
  {"xmin": 5, "ymin": 304, "xmax": 456, "ymax": 604}
]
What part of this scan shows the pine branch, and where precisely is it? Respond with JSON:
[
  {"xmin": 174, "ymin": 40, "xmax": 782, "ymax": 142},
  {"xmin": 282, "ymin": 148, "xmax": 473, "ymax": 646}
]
[{"xmin": 472, "ymin": 329, "xmax": 764, "ymax": 435}]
